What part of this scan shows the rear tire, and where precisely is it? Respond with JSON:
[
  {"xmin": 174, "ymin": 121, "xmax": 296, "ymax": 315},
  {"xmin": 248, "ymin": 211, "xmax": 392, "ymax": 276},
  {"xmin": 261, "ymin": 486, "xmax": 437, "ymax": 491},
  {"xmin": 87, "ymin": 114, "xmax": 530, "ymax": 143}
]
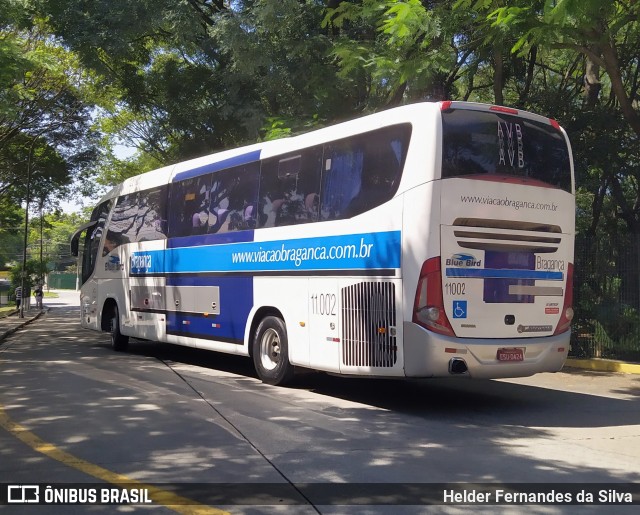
[
  {"xmin": 252, "ymin": 316, "xmax": 294, "ymax": 386},
  {"xmin": 110, "ymin": 306, "xmax": 129, "ymax": 352}
]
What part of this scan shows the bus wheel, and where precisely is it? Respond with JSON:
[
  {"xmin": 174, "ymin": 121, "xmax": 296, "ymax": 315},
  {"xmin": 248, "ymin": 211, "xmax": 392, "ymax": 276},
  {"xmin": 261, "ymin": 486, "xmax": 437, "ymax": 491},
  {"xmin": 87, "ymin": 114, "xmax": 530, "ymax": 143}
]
[
  {"xmin": 110, "ymin": 306, "xmax": 129, "ymax": 352},
  {"xmin": 252, "ymin": 316, "xmax": 294, "ymax": 386}
]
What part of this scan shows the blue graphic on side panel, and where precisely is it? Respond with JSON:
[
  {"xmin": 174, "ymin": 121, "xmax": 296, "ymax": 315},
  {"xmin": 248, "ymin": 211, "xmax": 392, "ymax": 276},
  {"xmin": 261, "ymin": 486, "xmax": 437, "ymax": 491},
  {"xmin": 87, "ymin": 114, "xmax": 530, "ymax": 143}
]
[
  {"xmin": 445, "ymin": 268, "xmax": 562, "ymax": 281},
  {"xmin": 166, "ymin": 276, "xmax": 252, "ymax": 343},
  {"xmin": 132, "ymin": 231, "xmax": 401, "ymax": 275},
  {"xmin": 452, "ymin": 300, "xmax": 467, "ymax": 319}
]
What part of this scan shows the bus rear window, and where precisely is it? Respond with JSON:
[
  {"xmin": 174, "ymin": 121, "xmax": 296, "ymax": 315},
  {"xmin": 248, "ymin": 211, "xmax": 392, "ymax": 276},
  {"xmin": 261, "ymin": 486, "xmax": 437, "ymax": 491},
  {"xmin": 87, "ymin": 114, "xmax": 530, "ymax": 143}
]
[{"xmin": 441, "ymin": 109, "xmax": 571, "ymax": 192}]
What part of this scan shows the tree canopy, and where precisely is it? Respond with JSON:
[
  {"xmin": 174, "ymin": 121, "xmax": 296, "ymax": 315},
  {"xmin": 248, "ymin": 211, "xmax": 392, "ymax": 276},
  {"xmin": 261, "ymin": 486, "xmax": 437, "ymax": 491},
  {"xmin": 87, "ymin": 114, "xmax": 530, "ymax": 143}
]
[{"xmin": 1, "ymin": 1, "xmax": 637, "ymax": 235}]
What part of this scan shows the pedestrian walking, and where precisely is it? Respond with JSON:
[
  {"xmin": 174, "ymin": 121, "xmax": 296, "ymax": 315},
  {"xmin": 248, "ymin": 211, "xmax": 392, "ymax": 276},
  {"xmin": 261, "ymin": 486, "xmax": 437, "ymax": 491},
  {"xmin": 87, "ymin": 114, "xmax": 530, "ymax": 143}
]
[
  {"xmin": 34, "ymin": 284, "xmax": 43, "ymax": 310},
  {"xmin": 14, "ymin": 285, "xmax": 22, "ymax": 309}
]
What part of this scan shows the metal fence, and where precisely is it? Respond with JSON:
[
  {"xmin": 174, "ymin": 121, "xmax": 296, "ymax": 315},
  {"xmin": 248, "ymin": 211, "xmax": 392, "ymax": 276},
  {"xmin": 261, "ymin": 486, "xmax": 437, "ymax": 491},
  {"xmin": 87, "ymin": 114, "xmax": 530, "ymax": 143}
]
[
  {"xmin": 47, "ymin": 273, "xmax": 77, "ymax": 290},
  {"xmin": 571, "ymin": 235, "xmax": 640, "ymax": 361}
]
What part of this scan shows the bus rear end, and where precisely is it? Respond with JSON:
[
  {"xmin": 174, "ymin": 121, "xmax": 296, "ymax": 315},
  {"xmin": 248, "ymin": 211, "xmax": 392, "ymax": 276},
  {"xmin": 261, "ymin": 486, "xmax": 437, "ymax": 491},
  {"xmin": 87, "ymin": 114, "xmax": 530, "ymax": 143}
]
[{"xmin": 408, "ymin": 102, "xmax": 574, "ymax": 379}]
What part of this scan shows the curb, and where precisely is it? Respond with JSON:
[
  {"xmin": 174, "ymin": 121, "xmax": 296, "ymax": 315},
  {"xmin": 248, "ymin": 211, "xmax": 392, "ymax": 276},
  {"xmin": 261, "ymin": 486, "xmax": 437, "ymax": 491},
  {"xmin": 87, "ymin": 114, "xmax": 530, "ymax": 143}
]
[
  {"xmin": 565, "ymin": 358, "xmax": 640, "ymax": 375},
  {"xmin": 0, "ymin": 309, "xmax": 48, "ymax": 342}
]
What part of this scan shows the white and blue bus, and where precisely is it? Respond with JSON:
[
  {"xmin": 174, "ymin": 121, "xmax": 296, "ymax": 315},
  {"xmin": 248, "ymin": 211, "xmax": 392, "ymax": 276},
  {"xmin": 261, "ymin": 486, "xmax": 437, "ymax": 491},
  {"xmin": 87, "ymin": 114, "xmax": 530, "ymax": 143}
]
[{"xmin": 71, "ymin": 101, "xmax": 575, "ymax": 385}]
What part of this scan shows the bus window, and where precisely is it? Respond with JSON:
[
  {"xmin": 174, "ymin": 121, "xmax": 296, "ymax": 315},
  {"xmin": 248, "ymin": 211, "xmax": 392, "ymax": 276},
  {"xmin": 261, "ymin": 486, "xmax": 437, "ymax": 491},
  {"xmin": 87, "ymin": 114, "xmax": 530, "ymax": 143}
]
[
  {"xmin": 321, "ymin": 123, "xmax": 412, "ymax": 220},
  {"xmin": 258, "ymin": 147, "xmax": 322, "ymax": 228},
  {"xmin": 135, "ymin": 186, "xmax": 168, "ymax": 241},
  {"xmin": 320, "ymin": 141, "xmax": 363, "ymax": 220},
  {"xmin": 441, "ymin": 109, "xmax": 571, "ymax": 191},
  {"xmin": 208, "ymin": 163, "xmax": 260, "ymax": 233},
  {"xmin": 104, "ymin": 186, "xmax": 168, "ymax": 254},
  {"xmin": 82, "ymin": 199, "xmax": 112, "ymax": 284},
  {"xmin": 168, "ymin": 174, "xmax": 213, "ymax": 237}
]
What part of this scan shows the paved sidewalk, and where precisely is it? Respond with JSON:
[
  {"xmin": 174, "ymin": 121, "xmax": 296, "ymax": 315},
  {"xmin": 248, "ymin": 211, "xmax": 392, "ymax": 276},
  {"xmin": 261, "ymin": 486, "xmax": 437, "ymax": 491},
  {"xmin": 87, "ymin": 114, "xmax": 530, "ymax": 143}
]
[{"xmin": 0, "ymin": 308, "xmax": 48, "ymax": 342}]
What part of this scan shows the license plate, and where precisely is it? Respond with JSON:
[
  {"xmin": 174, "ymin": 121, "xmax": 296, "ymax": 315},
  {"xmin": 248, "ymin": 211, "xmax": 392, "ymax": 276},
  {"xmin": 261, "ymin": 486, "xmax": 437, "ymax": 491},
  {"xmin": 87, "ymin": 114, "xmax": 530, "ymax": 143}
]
[{"xmin": 497, "ymin": 348, "xmax": 524, "ymax": 362}]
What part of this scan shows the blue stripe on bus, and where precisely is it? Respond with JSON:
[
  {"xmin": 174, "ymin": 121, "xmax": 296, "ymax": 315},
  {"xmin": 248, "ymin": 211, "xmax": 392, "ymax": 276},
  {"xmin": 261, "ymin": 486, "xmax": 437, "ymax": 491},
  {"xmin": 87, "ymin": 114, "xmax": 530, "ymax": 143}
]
[
  {"xmin": 166, "ymin": 276, "xmax": 252, "ymax": 342},
  {"xmin": 167, "ymin": 230, "xmax": 255, "ymax": 249},
  {"xmin": 446, "ymin": 268, "xmax": 563, "ymax": 280},
  {"xmin": 132, "ymin": 231, "xmax": 401, "ymax": 275},
  {"xmin": 173, "ymin": 149, "xmax": 262, "ymax": 182}
]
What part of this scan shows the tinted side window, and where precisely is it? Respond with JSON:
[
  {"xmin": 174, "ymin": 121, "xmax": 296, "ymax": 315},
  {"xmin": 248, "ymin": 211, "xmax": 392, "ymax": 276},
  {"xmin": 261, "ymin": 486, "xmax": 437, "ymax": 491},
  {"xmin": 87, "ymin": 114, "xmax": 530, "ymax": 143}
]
[
  {"xmin": 169, "ymin": 174, "xmax": 212, "ymax": 237},
  {"xmin": 135, "ymin": 186, "xmax": 168, "ymax": 241},
  {"xmin": 208, "ymin": 163, "xmax": 260, "ymax": 233},
  {"xmin": 82, "ymin": 200, "xmax": 112, "ymax": 284},
  {"xmin": 258, "ymin": 147, "xmax": 322, "ymax": 228},
  {"xmin": 103, "ymin": 186, "xmax": 168, "ymax": 255},
  {"xmin": 320, "ymin": 123, "xmax": 412, "ymax": 220},
  {"xmin": 168, "ymin": 163, "xmax": 260, "ymax": 237}
]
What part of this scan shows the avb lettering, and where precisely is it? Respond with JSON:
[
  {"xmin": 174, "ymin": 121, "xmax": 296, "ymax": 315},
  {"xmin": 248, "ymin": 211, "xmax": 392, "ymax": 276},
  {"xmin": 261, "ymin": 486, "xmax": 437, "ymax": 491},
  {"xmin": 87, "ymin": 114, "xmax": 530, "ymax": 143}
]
[{"xmin": 498, "ymin": 121, "xmax": 524, "ymax": 168}]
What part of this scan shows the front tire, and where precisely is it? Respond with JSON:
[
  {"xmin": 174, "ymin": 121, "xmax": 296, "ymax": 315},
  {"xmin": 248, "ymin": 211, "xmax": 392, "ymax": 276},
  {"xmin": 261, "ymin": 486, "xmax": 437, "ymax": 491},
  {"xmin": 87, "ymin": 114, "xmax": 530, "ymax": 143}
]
[
  {"xmin": 252, "ymin": 316, "xmax": 294, "ymax": 386},
  {"xmin": 110, "ymin": 306, "xmax": 129, "ymax": 352}
]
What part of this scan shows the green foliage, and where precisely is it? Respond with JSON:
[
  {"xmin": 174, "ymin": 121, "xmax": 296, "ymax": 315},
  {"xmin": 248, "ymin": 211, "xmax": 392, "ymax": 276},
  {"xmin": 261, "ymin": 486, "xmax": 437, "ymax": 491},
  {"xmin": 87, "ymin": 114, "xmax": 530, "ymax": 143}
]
[
  {"xmin": 324, "ymin": 0, "xmax": 467, "ymax": 107},
  {"xmin": 27, "ymin": 210, "xmax": 84, "ymax": 271},
  {"xmin": 0, "ymin": 17, "xmax": 100, "ymax": 218},
  {"xmin": 10, "ymin": 258, "xmax": 46, "ymax": 290},
  {"xmin": 261, "ymin": 118, "xmax": 293, "ymax": 142}
]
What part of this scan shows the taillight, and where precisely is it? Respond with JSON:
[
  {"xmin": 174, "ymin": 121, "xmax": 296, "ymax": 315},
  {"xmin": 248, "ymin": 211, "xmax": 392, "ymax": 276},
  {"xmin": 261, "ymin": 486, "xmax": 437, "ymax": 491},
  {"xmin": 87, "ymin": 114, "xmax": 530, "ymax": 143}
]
[
  {"xmin": 413, "ymin": 257, "xmax": 455, "ymax": 336},
  {"xmin": 554, "ymin": 262, "xmax": 574, "ymax": 335}
]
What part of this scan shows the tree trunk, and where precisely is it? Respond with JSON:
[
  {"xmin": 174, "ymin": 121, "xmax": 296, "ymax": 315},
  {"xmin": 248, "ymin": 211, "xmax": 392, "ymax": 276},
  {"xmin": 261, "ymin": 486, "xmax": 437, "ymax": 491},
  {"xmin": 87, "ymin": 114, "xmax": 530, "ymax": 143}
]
[{"xmin": 601, "ymin": 43, "xmax": 640, "ymax": 136}]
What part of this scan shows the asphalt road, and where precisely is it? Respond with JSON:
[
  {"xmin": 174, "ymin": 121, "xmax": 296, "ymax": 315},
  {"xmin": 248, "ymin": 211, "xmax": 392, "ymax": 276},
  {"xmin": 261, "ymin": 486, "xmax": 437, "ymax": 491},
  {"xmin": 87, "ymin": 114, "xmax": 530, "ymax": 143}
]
[{"xmin": 0, "ymin": 291, "xmax": 639, "ymax": 514}]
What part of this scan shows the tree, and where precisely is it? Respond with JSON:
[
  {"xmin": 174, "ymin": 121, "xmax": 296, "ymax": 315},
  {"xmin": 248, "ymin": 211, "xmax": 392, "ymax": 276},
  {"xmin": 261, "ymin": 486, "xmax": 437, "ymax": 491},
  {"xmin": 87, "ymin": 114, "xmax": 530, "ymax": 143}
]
[
  {"xmin": 9, "ymin": 258, "xmax": 46, "ymax": 291},
  {"xmin": 0, "ymin": 17, "xmax": 100, "ymax": 207}
]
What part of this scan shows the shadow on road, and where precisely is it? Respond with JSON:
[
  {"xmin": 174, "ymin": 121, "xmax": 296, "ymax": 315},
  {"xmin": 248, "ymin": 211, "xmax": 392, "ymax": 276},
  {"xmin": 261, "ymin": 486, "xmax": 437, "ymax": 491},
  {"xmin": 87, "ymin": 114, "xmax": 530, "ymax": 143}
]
[{"xmin": 3, "ymin": 305, "xmax": 639, "ymax": 490}]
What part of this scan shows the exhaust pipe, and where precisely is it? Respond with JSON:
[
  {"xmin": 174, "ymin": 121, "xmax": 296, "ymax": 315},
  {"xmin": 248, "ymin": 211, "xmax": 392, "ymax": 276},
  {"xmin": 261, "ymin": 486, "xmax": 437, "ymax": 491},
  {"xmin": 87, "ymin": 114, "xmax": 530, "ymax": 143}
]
[{"xmin": 449, "ymin": 357, "xmax": 468, "ymax": 375}]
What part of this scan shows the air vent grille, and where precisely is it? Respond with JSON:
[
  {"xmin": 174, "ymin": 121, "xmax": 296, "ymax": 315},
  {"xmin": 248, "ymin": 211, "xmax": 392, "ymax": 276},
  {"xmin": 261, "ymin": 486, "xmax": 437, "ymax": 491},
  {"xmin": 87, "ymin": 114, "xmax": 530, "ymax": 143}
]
[
  {"xmin": 341, "ymin": 282, "xmax": 397, "ymax": 368},
  {"xmin": 452, "ymin": 218, "xmax": 562, "ymax": 253}
]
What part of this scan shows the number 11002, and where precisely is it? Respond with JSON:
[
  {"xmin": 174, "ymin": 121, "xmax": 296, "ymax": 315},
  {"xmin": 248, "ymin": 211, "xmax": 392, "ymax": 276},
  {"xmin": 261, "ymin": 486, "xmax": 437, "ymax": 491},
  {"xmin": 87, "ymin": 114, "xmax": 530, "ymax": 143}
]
[
  {"xmin": 310, "ymin": 293, "xmax": 337, "ymax": 316},
  {"xmin": 444, "ymin": 282, "xmax": 466, "ymax": 296}
]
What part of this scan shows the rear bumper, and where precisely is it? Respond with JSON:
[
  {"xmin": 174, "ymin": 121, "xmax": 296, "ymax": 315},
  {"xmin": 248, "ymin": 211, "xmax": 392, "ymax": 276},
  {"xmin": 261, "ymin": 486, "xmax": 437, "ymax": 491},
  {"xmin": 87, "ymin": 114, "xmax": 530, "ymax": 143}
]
[{"xmin": 403, "ymin": 322, "xmax": 570, "ymax": 379}]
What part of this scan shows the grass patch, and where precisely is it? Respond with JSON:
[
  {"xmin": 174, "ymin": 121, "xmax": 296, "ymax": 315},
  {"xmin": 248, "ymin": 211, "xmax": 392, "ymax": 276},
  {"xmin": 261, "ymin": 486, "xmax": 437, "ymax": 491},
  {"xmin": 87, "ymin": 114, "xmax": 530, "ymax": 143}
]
[{"xmin": 0, "ymin": 306, "xmax": 16, "ymax": 318}]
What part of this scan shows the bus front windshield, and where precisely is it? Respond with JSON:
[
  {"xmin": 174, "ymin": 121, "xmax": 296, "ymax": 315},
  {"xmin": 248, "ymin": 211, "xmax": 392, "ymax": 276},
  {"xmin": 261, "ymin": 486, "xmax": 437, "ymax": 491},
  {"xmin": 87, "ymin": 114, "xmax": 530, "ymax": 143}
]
[{"xmin": 441, "ymin": 108, "xmax": 572, "ymax": 192}]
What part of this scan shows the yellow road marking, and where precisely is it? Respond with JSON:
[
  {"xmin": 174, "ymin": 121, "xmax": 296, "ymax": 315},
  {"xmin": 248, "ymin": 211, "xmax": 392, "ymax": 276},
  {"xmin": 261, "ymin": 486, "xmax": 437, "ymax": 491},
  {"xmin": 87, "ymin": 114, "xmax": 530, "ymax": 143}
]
[{"xmin": 0, "ymin": 404, "xmax": 229, "ymax": 514}]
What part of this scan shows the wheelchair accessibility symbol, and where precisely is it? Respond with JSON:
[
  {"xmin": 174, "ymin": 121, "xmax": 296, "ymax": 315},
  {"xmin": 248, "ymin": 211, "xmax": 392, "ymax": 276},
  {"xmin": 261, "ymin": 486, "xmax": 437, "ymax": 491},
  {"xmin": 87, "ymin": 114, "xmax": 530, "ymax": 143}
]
[{"xmin": 453, "ymin": 300, "xmax": 467, "ymax": 319}]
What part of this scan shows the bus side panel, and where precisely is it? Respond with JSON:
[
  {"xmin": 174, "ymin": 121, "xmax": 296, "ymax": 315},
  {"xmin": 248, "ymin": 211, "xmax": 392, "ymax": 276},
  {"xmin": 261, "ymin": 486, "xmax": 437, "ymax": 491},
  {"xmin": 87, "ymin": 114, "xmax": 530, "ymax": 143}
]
[
  {"xmin": 130, "ymin": 275, "xmax": 167, "ymax": 341},
  {"xmin": 308, "ymin": 278, "xmax": 339, "ymax": 372},
  {"xmin": 252, "ymin": 277, "xmax": 310, "ymax": 367},
  {"xmin": 164, "ymin": 276, "xmax": 253, "ymax": 347},
  {"xmin": 401, "ymin": 180, "xmax": 442, "ymax": 315},
  {"xmin": 102, "ymin": 240, "xmax": 167, "ymax": 341}
]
